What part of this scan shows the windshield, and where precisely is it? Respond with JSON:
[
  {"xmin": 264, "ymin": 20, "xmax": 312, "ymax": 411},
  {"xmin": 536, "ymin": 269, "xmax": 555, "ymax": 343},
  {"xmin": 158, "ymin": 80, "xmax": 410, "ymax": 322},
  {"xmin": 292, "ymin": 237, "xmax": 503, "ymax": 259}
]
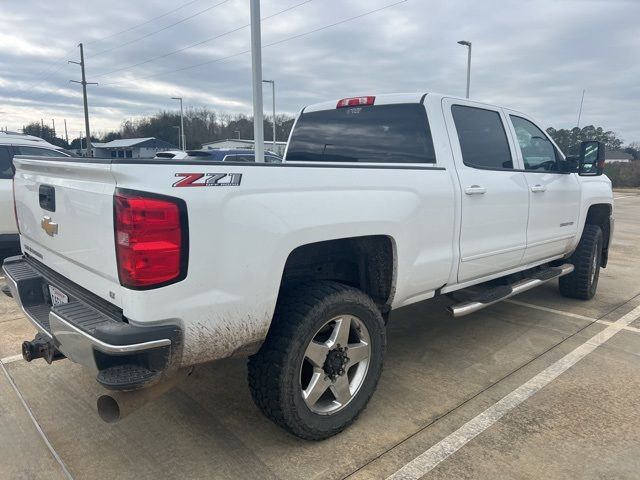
[{"xmin": 286, "ymin": 103, "xmax": 436, "ymax": 163}]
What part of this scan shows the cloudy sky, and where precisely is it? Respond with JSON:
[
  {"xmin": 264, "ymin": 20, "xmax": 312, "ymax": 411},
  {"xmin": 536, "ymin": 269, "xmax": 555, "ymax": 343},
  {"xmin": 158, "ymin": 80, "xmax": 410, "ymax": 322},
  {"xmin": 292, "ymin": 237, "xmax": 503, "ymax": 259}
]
[{"xmin": 1, "ymin": 0, "xmax": 639, "ymax": 142}]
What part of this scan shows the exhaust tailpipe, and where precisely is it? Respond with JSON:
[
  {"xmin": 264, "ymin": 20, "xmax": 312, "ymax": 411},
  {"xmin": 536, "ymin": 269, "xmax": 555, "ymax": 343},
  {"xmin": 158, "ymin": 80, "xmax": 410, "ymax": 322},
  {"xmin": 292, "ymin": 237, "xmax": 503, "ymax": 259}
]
[{"xmin": 97, "ymin": 369, "xmax": 190, "ymax": 423}]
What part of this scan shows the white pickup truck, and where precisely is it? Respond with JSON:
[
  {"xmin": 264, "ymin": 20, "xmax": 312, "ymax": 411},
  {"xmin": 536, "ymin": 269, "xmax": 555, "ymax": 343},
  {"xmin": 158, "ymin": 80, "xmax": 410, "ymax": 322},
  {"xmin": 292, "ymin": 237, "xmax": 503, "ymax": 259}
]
[{"xmin": 3, "ymin": 93, "xmax": 613, "ymax": 440}]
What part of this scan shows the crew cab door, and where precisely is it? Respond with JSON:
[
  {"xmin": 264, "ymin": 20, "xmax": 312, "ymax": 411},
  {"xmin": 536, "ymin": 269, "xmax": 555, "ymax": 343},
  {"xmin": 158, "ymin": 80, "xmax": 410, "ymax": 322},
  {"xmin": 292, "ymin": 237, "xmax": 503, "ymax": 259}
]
[
  {"xmin": 443, "ymin": 99, "xmax": 529, "ymax": 282},
  {"xmin": 504, "ymin": 113, "xmax": 581, "ymax": 263}
]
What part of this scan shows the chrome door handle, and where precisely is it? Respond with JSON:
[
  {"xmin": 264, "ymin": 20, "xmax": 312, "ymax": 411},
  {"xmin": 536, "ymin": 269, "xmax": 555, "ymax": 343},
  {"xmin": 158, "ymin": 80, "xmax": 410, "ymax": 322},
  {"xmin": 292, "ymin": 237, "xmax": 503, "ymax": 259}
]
[
  {"xmin": 530, "ymin": 184, "xmax": 547, "ymax": 193},
  {"xmin": 464, "ymin": 185, "xmax": 487, "ymax": 195}
]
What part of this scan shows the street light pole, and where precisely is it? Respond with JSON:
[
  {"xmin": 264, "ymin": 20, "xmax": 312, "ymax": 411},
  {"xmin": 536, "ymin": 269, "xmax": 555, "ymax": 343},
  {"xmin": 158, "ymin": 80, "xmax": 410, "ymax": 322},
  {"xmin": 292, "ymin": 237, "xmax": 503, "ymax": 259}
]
[
  {"xmin": 250, "ymin": 0, "xmax": 265, "ymax": 162},
  {"xmin": 172, "ymin": 126, "xmax": 181, "ymax": 149},
  {"xmin": 457, "ymin": 40, "xmax": 472, "ymax": 98},
  {"xmin": 262, "ymin": 80, "xmax": 276, "ymax": 151},
  {"xmin": 171, "ymin": 97, "xmax": 185, "ymax": 150}
]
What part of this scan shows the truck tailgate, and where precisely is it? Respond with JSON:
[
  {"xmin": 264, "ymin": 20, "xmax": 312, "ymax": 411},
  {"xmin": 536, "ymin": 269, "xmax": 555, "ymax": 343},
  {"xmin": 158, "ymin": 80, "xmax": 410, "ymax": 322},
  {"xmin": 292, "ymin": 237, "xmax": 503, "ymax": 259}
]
[{"xmin": 13, "ymin": 156, "xmax": 122, "ymax": 307}]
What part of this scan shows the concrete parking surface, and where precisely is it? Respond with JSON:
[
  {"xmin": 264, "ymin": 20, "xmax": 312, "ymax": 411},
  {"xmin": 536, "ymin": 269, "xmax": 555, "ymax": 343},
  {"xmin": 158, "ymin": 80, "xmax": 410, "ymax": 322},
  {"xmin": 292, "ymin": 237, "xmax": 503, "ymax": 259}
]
[{"xmin": 1, "ymin": 191, "xmax": 639, "ymax": 480}]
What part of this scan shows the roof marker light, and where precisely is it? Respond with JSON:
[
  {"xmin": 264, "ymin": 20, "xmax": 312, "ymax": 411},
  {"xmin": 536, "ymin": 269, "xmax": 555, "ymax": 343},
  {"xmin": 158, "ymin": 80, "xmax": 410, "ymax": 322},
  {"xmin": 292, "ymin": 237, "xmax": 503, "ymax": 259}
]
[{"xmin": 336, "ymin": 96, "xmax": 375, "ymax": 108}]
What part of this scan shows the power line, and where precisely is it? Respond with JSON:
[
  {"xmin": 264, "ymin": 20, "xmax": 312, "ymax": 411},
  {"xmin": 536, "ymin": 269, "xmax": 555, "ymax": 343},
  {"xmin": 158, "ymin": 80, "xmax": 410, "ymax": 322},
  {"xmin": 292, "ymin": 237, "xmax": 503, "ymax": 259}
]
[
  {"xmin": 102, "ymin": 0, "xmax": 409, "ymax": 87},
  {"xmin": 18, "ymin": 45, "xmax": 79, "ymax": 96},
  {"xmin": 87, "ymin": 0, "xmax": 234, "ymax": 58},
  {"xmin": 25, "ymin": 0, "xmax": 209, "ymax": 84},
  {"xmin": 85, "ymin": 0, "xmax": 204, "ymax": 45},
  {"xmin": 92, "ymin": 0, "xmax": 314, "ymax": 79},
  {"xmin": 15, "ymin": 1, "xmax": 208, "ymax": 101}
]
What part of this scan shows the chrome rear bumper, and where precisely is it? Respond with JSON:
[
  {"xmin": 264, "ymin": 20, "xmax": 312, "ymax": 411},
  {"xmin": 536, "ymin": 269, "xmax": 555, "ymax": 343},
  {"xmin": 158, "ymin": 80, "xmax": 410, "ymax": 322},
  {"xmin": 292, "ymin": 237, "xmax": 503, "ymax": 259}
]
[{"xmin": 3, "ymin": 255, "xmax": 180, "ymax": 390}]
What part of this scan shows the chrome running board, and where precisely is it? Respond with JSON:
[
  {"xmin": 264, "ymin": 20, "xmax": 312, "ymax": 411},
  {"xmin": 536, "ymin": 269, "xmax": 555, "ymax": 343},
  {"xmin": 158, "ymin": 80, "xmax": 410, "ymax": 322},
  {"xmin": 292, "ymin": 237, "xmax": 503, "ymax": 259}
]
[{"xmin": 448, "ymin": 264, "xmax": 574, "ymax": 318}]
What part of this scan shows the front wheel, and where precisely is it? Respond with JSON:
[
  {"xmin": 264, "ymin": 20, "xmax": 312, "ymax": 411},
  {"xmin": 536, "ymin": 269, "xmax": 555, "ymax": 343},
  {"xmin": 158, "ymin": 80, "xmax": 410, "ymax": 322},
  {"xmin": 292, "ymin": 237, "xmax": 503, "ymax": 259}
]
[
  {"xmin": 559, "ymin": 224, "xmax": 603, "ymax": 300},
  {"xmin": 248, "ymin": 281, "xmax": 386, "ymax": 440}
]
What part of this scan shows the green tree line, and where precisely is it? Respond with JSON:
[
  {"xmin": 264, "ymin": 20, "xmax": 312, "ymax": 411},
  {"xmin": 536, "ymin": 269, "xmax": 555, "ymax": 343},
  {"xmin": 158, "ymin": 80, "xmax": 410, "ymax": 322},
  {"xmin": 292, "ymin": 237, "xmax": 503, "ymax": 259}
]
[
  {"xmin": 23, "ymin": 107, "xmax": 296, "ymax": 151},
  {"xmin": 546, "ymin": 125, "xmax": 639, "ymax": 159}
]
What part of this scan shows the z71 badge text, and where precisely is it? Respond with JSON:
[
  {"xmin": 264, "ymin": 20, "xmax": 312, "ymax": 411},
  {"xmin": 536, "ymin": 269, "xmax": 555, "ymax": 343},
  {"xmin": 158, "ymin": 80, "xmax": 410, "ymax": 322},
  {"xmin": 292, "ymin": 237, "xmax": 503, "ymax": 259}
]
[{"xmin": 173, "ymin": 173, "xmax": 242, "ymax": 187}]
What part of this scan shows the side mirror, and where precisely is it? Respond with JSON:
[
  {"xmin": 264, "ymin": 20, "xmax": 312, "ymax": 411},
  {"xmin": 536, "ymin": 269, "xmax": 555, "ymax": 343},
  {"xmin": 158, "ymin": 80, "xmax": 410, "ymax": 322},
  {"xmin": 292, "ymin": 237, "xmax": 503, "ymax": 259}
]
[{"xmin": 578, "ymin": 140, "xmax": 605, "ymax": 176}]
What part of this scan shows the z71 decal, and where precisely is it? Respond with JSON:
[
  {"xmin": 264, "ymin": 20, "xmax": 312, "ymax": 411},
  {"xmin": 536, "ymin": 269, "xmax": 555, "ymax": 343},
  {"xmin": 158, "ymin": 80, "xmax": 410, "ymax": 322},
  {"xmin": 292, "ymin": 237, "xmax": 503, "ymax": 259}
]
[{"xmin": 173, "ymin": 173, "xmax": 242, "ymax": 187}]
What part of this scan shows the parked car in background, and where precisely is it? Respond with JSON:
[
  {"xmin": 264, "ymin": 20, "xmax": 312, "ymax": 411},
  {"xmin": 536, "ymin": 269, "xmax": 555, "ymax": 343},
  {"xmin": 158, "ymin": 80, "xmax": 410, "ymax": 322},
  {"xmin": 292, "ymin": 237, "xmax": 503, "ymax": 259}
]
[
  {"xmin": 154, "ymin": 148, "xmax": 282, "ymax": 163},
  {"xmin": 0, "ymin": 132, "xmax": 75, "ymax": 250}
]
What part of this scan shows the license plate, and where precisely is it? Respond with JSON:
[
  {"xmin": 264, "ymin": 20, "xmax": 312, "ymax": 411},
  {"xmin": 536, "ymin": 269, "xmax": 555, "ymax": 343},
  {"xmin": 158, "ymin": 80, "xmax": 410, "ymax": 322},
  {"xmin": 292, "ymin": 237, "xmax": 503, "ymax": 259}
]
[{"xmin": 48, "ymin": 285, "xmax": 68, "ymax": 306}]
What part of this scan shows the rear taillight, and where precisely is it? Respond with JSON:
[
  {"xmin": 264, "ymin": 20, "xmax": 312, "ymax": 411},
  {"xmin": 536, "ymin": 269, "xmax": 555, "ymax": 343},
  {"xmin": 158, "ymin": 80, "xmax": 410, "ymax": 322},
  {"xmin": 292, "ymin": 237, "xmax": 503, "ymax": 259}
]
[
  {"xmin": 336, "ymin": 96, "xmax": 375, "ymax": 108},
  {"xmin": 114, "ymin": 189, "xmax": 187, "ymax": 289}
]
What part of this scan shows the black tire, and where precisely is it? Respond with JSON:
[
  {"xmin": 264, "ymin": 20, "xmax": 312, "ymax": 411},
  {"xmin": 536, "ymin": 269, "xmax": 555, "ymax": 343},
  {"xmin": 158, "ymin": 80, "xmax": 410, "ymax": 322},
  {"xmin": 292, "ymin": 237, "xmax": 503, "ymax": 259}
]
[
  {"xmin": 559, "ymin": 224, "xmax": 603, "ymax": 300},
  {"xmin": 248, "ymin": 281, "xmax": 386, "ymax": 440}
]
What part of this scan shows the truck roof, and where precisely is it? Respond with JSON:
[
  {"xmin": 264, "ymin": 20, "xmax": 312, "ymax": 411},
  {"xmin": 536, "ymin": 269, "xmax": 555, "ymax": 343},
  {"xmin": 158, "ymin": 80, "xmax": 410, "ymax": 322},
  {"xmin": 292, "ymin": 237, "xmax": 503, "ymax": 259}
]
[{"xmin": 302, "ymin": 92, "xmax": 513, "ymax": 114}]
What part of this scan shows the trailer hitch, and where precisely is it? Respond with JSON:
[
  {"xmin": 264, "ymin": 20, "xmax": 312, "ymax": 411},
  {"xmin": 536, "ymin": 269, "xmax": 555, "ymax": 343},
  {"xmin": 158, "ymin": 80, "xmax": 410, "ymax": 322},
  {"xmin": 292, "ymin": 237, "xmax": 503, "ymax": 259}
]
[{"xmin": 22, "ymin": 333, "xmax": 65, "ymax": 364}]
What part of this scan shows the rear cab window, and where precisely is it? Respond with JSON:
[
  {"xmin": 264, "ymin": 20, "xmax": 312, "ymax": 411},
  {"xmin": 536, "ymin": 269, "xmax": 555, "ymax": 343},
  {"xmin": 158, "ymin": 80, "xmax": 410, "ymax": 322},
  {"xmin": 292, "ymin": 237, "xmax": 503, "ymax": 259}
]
[{"xmin": 286, "ymin": 103, "xmax": 436, "ymax": 164}]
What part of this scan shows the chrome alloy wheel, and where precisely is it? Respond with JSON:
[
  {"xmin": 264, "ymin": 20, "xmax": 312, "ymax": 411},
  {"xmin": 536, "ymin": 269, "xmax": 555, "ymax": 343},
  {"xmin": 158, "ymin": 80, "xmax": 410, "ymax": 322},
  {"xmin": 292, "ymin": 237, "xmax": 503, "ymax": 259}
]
[{"xmin": 299, "ymin": 315, "xmax": 371, "ymax": 415}]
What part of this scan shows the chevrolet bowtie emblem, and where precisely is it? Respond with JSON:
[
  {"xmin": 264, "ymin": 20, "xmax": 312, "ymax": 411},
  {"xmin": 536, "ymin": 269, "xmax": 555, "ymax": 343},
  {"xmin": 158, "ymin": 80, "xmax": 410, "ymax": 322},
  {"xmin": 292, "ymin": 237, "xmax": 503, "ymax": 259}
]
[{"xmin": 41, "ymin": 216, "xmax": 58, "ymax": 237}]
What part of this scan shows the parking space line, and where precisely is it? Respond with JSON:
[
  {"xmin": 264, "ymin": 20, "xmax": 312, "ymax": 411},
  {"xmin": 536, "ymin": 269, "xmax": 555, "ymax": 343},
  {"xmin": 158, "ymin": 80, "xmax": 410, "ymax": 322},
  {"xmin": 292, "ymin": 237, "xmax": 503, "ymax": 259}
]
[
  {"xmin": 504, "ymin": 299, "xmax": 596, "ymax": 322},
  {"xmin": 598, "ymin": 320, "xmax": 640, "ymax": 334},
  {"xmin": 387, "ymin": 302, "xmax": 640, "ymax": 480},
  {"xmin": 1, "ymin": 354, "xmax": 23, "ymax": 364},
  {"xmin": 504, "ymin": 299, "xmax": 640, "ymax": 334},
  {"xmin": 0, "ymin": 360, "xmax": 74, "ymax": 480}
]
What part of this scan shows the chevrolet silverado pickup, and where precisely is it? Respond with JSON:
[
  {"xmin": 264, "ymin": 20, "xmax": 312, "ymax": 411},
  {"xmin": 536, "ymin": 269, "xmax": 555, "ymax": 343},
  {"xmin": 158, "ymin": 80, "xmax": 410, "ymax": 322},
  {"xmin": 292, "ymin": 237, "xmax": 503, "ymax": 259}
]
[{"xmin": 3, "ymin": 93, "xmax": 614, "ymax": 440}]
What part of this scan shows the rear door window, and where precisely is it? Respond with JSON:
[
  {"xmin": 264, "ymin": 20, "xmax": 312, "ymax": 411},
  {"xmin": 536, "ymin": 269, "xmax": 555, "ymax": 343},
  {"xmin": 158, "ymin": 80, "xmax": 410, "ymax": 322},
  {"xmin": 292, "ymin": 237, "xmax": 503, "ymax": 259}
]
[
  {"xmin": 286, "ymin": 103, "xmax": 436, "ymax": 163},
  {"xmin": 0, "ymin": 146, "xmax": 14, "ymax": 178},
  {"xmin": 451, "ymin": 105, "xmax": 514, "ymax": 170}
]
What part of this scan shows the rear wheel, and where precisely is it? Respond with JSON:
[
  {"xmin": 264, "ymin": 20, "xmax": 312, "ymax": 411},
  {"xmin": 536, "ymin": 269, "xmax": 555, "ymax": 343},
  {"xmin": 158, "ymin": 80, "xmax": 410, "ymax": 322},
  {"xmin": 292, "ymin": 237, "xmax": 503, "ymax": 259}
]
[
  {"xmin": 248, "ymin": 281, "xmax": 386, "ymax": 440},
  {"xmin": 559, "ymin": 224, "xmax": 603, "ymax": 300}
]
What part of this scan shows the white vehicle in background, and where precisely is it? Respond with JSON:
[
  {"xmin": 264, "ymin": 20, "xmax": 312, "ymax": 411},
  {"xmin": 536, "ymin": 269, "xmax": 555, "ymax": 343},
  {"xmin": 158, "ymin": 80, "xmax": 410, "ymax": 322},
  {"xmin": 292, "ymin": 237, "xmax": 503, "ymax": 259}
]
[
  {"xmin": 153, "ymin": 150, "xmax": 189, "ymax": 160},
  {"xmin": 0, "ymin": 132, "xmax": 74, "ymax": 250},
  {"xmin": 3, "ymin": 93, "xmax": 613, "ymax": 440},
  {"xmin": 154, "ymin": 148, "xmax": 283, "ymax": 162}
]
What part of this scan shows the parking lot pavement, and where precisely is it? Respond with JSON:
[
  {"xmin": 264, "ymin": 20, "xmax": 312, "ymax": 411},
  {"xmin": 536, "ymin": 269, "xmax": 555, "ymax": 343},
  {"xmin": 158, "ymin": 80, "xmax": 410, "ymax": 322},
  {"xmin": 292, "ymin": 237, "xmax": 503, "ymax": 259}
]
[{"xmin": 1, "ymin": 191, "xmax": 638, "ymax": 480}]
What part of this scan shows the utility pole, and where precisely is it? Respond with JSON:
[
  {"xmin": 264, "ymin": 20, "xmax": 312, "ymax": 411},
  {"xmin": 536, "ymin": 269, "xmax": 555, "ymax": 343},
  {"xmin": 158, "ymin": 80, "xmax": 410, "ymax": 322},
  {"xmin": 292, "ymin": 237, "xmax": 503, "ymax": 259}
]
[
  {"xmin": 576, "ymin": 89, "xmax": 586, "ymax": 128},
  {"xmin": 41, "ymin": 119, "xmax": 44, "ymax": 136},
  {"xmin": 64, "ymin": 119, "xmax": 69, "ymax": 145},
  {"xmin": 69, "ymin": 43, "xmax": 97, "ymax": 157},
  {"xmin": 171, "ymin": 97, "xmax": 185, "ymax": 150},
  {"xmin": 52, "ymin": 119, "xmax": 56, "ymax": 137},
  {"xmin": 262, "ymin": 80, "xmax": 276, "ymax": 151},
  {"xmin": 79, "ymin": 131, "xmax": 84, "ymax": 156},
  {"xmin": 457, "ymin": 40, "xmax": 472, "ymax": 98},
  {"xmin": 250, "ymin": 0, "xmax": 265, "ymax": 162}
]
